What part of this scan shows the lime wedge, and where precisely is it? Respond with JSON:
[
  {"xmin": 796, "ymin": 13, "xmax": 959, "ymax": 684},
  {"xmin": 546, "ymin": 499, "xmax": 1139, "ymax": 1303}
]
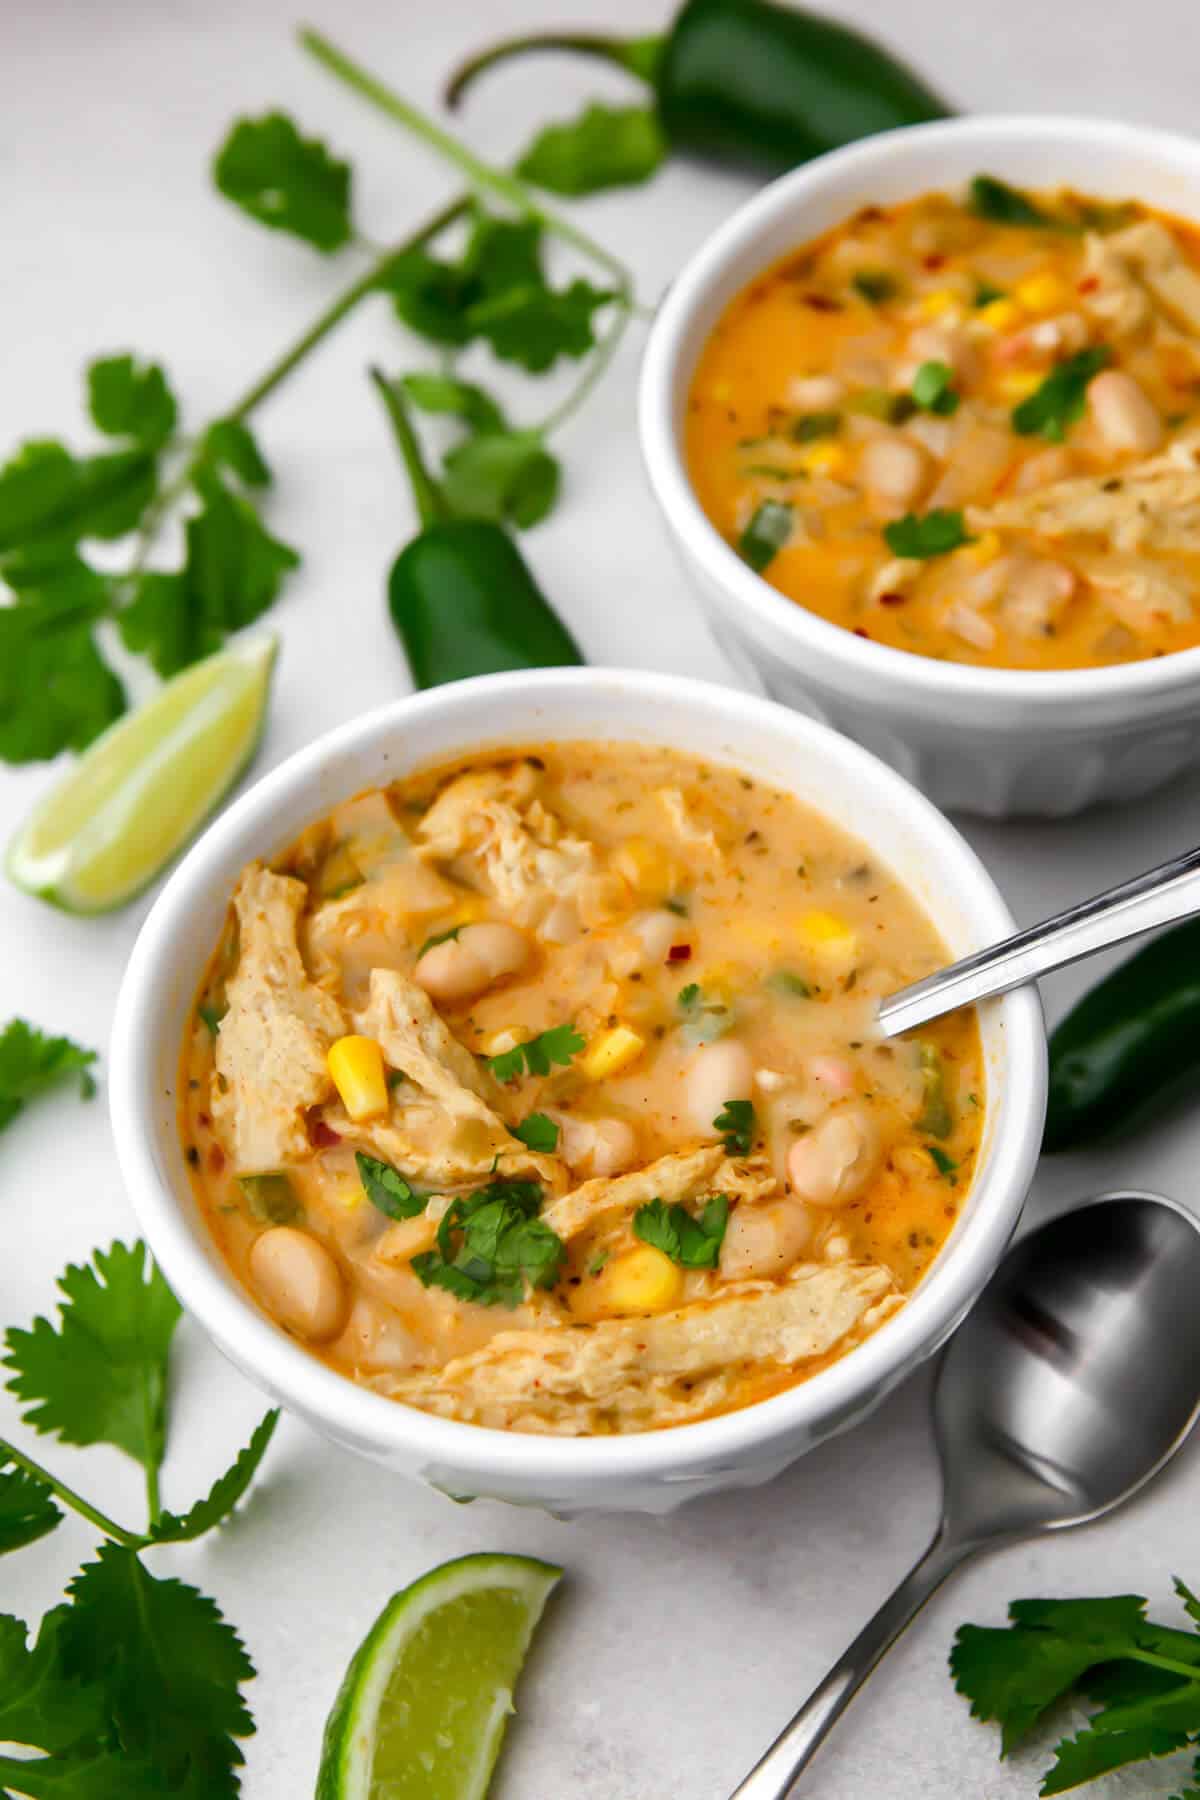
[
  {"xmin": 316, "ymin": 1552, "xmax": 562, "ymax": 1800},
  {"xmin": 6, "ymin": 635, "xmax": 277, "ymax": 913}
]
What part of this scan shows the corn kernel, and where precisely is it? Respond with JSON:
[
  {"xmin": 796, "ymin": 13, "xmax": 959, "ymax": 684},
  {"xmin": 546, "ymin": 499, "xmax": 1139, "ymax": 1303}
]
[
  {"xmin": 612, "ymin": 836, "xmax": 679, "ymax": 901},
  {"xmin": 800, "ymin": 442, "xmax": 849, "ymax": 478},
  {"xmin": 1014, "ymin": 272, "xmax": 1069, "ymax": 314},
  {"xmin": 327, "ymin": 1034, "xmax": 389, "ymax": 1122},
  {"xmin": 334, "ymin": 1182, "xmax": 365, "ymax": 1211},
  {"xmin": 997, "ymin": 369, "xmax": 1042, "ymax": 401},
  {"xmin": 976, "ymin": 297, "xmax": 1021, "ymax": 331},
  {"xmin": 797, "ymin": 911, "xmax": 859, "ymax": 967},
  {"xmin": 581, "ymin": 1024, "xmax": 646, "ymax": 1082},
  {"xmin": 919, "ymin": 288, "xmax": 959, "ymax": 319},
  {"xmin": 964, "ymin": 530, "xmax": 1003, "ymax": 567},
  {"xmin": 594, "ymin": 1245, "xmax": 685, "ymax": 1317}
]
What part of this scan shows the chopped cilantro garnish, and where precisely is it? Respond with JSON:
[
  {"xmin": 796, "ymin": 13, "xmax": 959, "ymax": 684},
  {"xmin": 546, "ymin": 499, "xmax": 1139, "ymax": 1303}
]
[
  {"xmin": 487, "ymin": 1023, "xmax": 584, "ymax": 1082},
  {"xmin": 1012, "ymin": 346, "xmax": 1111, "ymax": 443},
  {"xmin": 355, "ymin": 1151, "xmax": 427, "ymax": 1220},
  {"xmin": 634, "ymin": 1195, "xmax": 730, "ymax": 1269},
  {"xmin": 197, "ymin": 1000, "xmax": 226, "ymax": 1037},
  {"xmin": 411, "ymin": 1179, "xmax": 565, "ymax": 1307},
  {"xmin": 664, "ymin": 896, "xmax": 690, "ymax": 918},
  {"xmin": 884, "ymin": 509, "xmax": 972, "ymax": 560},
  {"xmin": 973, "ymin": 281, "xmax": 1007, "ymax": 308},
  {"xmin": 911, "ymin": 360, "xmax": 960, "ymax": 416},
  {"xmin": 852, "ymin": 271, "xmax": 899, "ymax": 304},
  {"xmin": 927, "ymin": 1145, "xmax": 958, "ymax": 1182},
  {"xmin": 677, "ymin": 983, "xmax": 701, "ymax": 1012},
  {"xmin": 968, "ymin": 174, "xmax": 1053, "ymax": 227},
  {"xmin": 850, "ymin": 387, "xmax": 916, "ymax": 424},
  {"xmin": 713, "ymin": 1098, "xmax": 756, "ymax": 1157},
  {"xmin": 768, "ymin": 970, "xmax": 814, "ymax": 999},
  {"xmin": 790, "ymin": 410, "xmax": 841, "ymax": 442},
  {"xmin": 513, "ymin": 1112, "xmax": 560, "ymax": 1153},
  {"xmin": 738, "ymin": 499, "xmax": 792, "ymax": 573},
  {"xmin": 417, "ymin": 923, "xmax": 463, "ymax": 958},
  {"xmin": 0, "ymin": 1018, "xmax": 97, "ymax": 1136}
]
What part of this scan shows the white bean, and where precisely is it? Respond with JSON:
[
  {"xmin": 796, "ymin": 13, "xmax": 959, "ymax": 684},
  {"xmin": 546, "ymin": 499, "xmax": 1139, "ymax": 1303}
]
[
  {"xmin": 1088, "ymin": 370, "xmax": 1164, "ymax": 455},
  {"xmin": 786, "ymin": 1105, "xmax": 881, "ymax": 1208},
  {"xmin": 557, "ymin": 1114, "xmax": 639, "ymax": 1179},
  {"xmin": 685, "ymin": 1039, "xmax": 754, "ymax": 1137},
  {"xmin": 1014, "ymin": 446, "xmax": 1075, "ymax": 494},
  {"xmin": 249, "ymin": 1226, "xmax": 347, "ymax": 1341},
  {"xmin": 720, "ymin": 1198, "xmax": 814, "ymax": 1280},
  {"xmin": 414, "ymin": 921, "xmax": 529, "ymax": 1003},
  {"xmin": 861, "ymin": 436, "xmax": 929, "ymax": 518},
  {"xmin": 788, "ymin": 374, "xmax": 844, "ymax": 410}
]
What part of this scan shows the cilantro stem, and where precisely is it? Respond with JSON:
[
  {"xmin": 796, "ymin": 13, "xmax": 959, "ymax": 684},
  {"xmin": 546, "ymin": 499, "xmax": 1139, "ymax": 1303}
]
[
  {"xmin": 298, "ymin": 27, "xmax": 634, "ymax": 296},
  {"xmin": 0, "ymin": 1434, "xmax": 143, "ymax": 1547},
  {"xmin": 368, "ymin": 368, "xmax": 448, "ymax": 527},
  {"xmin": 1128, "ymin": 1648, "xmax": 1200, "ymax": 1682},
  {"xmin": 534, "ymin": 300, "xmax": 632, "ymax": 438}
]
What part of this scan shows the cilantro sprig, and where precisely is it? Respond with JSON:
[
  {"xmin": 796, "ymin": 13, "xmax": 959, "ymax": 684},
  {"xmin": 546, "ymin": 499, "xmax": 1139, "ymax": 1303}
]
[
  {"xmin": 0, "ymin": 1018, "xmax": 96, "ymax": 1137},
  {"xmin": 884, "ymin": 509, "xmax": 972, "ymax": 560},
  {"xmin": 1012, "ymin": 346, "xmax": 1112, "ymax": 443},
  {"xmin": 951, "ymin": 1580, "xmax": 1200, "ymax": 1794},
  {"xmin": 488, "ymin": 1023, "xmax": 585, "ymax": 1082},
  {"xmin": 714, "ymin": 1099, "xmax": 757, "ymax": 1157},
  {"xmin": 634, "ymin": 1196, "xmax": 730, "ymax": 1270},
  {"xmin": 355, "ymin": 1151, "xmax": 428, "ymax": 1221},
  {"xmin": 412, "ymin": 1179, "xmax": 566, "ymax": 1307},
  {"xmin": 513, "ymin": 1112, "xmax": 560, "ymax": 1152}
]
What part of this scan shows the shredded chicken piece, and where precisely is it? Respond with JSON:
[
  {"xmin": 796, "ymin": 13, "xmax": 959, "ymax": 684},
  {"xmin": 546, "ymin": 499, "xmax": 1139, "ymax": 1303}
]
[
  {"xmin": 543, "ymin": 1144, "xmax": 726, "ymax": 1242},
  {"xmin": 415, "ymin": 762, "xmax": 600, "ymax": 931},
  {"xmin": 1076, "ymin": 554, "xmax": 1194, "ymax": 630},
  {"xmin": 656, "ymin": 787, "xmax": 722, "ymax": 859},
  {"xmin": 304, "ymin": 859, "xmax": 459, "ymax": 993},
  {"xmin": 354, "ymin": 969, "xmax": 503, "ymax": 1128},
  {"xmin": 1083, "ymin": 220, "xmax": 1200, "ymax": 340},
  {"xmin": 968, "ymin": 432, "xmax": 1200, "ymax": 554},
  {"xmin": 212, "ymin": 865, "xmax": 346, "ymax": 1174},
  {"xmin": 387, "ymin": 1262, "xmax": 897, "ymax": 1433},
  {"xmin": 330, "ymin": 1105, "xmax": 565, "ymax": 1200}
]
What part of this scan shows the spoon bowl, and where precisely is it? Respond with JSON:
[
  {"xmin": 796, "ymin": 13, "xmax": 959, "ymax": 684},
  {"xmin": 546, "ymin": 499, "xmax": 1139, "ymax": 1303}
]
[{"xmin": 732, "ymin": 1191, "xmax": 1200, "ymax": 1798}]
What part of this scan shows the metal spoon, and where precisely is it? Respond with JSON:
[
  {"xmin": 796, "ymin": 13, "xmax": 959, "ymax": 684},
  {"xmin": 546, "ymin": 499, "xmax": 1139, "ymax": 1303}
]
[
  {"xmin": 879, "ymin": 841, "xmax": 1200, "ymax": 1038},
  {"xmin": 730, "ymin": 1191, "xmax": 1200, "ymax": 1800}
]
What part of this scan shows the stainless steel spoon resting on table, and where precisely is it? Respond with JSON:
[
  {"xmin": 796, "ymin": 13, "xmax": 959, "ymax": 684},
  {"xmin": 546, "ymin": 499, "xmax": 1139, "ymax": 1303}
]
[
  {"xmin": 878, "ymin": 841, "xmax": 1200, "ymax": 1037},
  {"xmin": 730, "ymin": 1191, "xmax": 1200, "ymax": 1800}
]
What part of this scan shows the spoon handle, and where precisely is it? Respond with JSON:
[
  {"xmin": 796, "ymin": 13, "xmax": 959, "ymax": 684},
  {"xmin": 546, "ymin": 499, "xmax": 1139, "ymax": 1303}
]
[
  {"xmin": 878, "ymin": 842, "xmax": 1200, "ymax": 1039},
  {"xmin": 727, "ymin": 1530, "xmax": 974, "ymax": 1799}
]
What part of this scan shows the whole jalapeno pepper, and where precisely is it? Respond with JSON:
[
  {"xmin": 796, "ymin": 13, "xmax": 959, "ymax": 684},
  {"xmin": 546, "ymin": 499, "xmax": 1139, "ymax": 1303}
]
[
  {"xmin": 372, "ymin": 370, "xmax": 583, "ymax": 689},
  {"xmin": 446, "ymin": 0, "xmax": 951, "ymax": 175},
  {"xmin": 1044, "ymin": 917, "xmax": 1200, "ymax": 1151}
]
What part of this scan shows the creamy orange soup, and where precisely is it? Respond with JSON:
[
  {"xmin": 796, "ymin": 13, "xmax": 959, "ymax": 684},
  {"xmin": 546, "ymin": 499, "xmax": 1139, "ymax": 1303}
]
[
  {"xmin": 687, "ymin": 177, "xmax": 1200, "ymax": 670},
  {"xmin": 180, "ymin": 745, "xmax": 983, "ymax": 1435}
]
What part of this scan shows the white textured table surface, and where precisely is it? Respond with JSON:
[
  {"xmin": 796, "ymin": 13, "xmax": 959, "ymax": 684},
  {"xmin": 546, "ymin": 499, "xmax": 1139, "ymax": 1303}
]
[{"xmin": 6, "ymin": 2, "xmax": 1200, "ymax": 1795}]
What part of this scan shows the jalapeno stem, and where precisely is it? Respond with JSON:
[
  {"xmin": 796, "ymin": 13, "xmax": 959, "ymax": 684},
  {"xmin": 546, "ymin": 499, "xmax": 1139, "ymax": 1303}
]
[
  {"xmin": 298, "ymin": 27, "xmax": 634, "ymax": 297},
  {"xmin": 443, "ymin": 30, "xmax": 665, "ymax": 110},
  {"xmin": 369, "ymin": 369, "xmax": 449, "ymax": 529}
]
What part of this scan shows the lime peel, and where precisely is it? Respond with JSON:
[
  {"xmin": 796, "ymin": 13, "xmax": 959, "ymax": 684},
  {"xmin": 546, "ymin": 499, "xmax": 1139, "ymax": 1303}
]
[
  {"xmin": 6, "ymin": 634, "xmax": 277, "ymax": 913},
  {"xmin": 316, "ymin": 1551, "xmax": 562, "ymax": 1800}
]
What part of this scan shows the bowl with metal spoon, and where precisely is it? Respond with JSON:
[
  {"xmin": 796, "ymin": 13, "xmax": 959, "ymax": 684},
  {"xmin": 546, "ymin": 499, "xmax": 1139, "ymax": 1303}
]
[{"xmin": 731, "ymin": 1190, "xmax": 1200, "ymax": 1798}]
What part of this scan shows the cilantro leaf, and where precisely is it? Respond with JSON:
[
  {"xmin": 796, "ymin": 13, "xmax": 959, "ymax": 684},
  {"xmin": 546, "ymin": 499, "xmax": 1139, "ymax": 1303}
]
[
  {"xmin": 3, "ymin": 1240, "xmax": 180, "ymax": 1477},
  {"xmin": 150, "ymin": 1409, "xmax": 279, "ymax": 1543},
  {"xmin": 516, "ymin": 102, "xmax": 666, "ymax": 196},
  {"xmin": 911, "ymin": 359, "xmax": 960, "ymax": 416},
  {"xmin": 852, "ymin": 271, "xmax": 899, "ymax": 304},
  {"xmin": 513, "ymin": 1112, "xmax": 559, "ymax": 1152},
  {"xmin": 488, "ymin": 1023, "xmax": 584, "ymax": 1082},
  {"xmin": 1012, "ymin": 347, "xmax": 1112, "ymax": 443},
  {"xmin": 86, "ymin": 355, "xmax": 177, "ymax": 452},
  {"xmin": 0, "ymin": 563, "xmax": 125, "ymax": 762},
  {"xmin": 0, "ymin": 1461, "xmax": 62, "ymax": 1554},
  {"xmin": 713, "ymin": 1098, "xmax": 756, "ymax": 1157},
  {"xmin": 355, "ymin": 1151, "xmax": 426, "ymax": 1221},
  {"xmin": 0, "ymin": 1020, "xmax": 97, "ymax": 1136},
  {"xmin": 634, "ymin": 1195, "xmax": 729, "ymax": 1269},
  {"xmin": 213, "ymin": 111, "xmax": 353, "ymax": 251},
  {"xmin": 884, "ymin": 508, "xmax": 972, "ymax": 559},
  {"xmin": 412, "ymin": 1179, "xmax": 565, "ymax": 1307},
  {"xmin": 399, "ymin": 373, "xmax": 507, "ymax": 435},
  {"xmin": 442, "ymin": 431, "xmax": 560, "ymax": 530},
  {"xmin": 57, "ymin": 1543, "xmax": 255, "ymax": 1796},
  {"xmin": 968, "ymin": 174, "xmax": 1054, "ymax": 227},
  {"xmin": 677, "ymin": 982, "xmax": 701, "ymax": 1011},
  {"xmin": 0, "ymin": 1608, "xmax": 107, "ymax": 1757},
  {"xmin": 118, "ymin": 472, "xmax": 299, "ymax": 676},
  {"xmin": 416, "ymin": 923, "xmax": 463, "ymax": 957},
  {"xmin": 200, "ymin": 419, "xmax": 272, "ymax": 489},
  {"xmin": 383, "ymin": 209, "xmax": 614, "ymax": 372},
  {"xmin": 928, "ymin": 1145, "xmax": 958, "ymax": 1181},
  {"xmin": 738, "ymin": 499, "xmax": 792, "ymax": 573},
  {"xmin": 0, "ymin": 439, "xmax": 156, "ymax": 554},
  {"xmin": 1042, "ymin": 1725, "xmax": 1192, "ymax": 1794}
]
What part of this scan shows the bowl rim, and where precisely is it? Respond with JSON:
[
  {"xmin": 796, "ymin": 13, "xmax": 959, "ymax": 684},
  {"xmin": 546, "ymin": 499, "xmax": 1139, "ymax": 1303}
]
[
  {"xmin": 109, "ymin": 667, "xmax": 1046, "ymax": 1485},
  {"xmin": 639, "ymin": 112, "xmax": 1200, "ymax": 709}
]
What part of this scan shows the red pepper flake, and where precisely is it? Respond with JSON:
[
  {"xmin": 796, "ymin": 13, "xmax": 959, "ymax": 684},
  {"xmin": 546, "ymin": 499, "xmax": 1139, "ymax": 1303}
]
[
  {"xmin": 803, "ymin": 293, "xmax": 842, "ymax": 313},
  {"xmin": 667, "ymin": 943, "xmax": 693, "ymax": 963},
  {"xmin": 877, "ymin": 591, "xmax": 907, "ymax": 607},
  {"xmin": 923, "ymin": 253, "xmax": 947, "ymax": 271},
  {"xmin": 311, "ymin": 1119, "xmax": 341, "ymax": 1148},
  {"xmin": 1078, "ymin": 275, "xmax": 1100, "ymax": 294},
  {"xmin": 197, "ymin": 1111, "xmax": 211, "ymax": 1128},
  {"xmin": 854, "ymin": 628, "xmax": 871, "ymax": 638},
  {"xmin": 208, "ymin": 1144, "xmax": 225, "ymax": 1174}
]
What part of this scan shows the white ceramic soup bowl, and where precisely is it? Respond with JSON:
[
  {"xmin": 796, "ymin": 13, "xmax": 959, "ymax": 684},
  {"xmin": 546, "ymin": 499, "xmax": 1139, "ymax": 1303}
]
[
  {"xmin": 640, "ymin": 116, "xmax": 1200, "ymax": 819},
  {"xmin": 110, "ymin": 668, "xmax": 1045, "ymax": 1514}
]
